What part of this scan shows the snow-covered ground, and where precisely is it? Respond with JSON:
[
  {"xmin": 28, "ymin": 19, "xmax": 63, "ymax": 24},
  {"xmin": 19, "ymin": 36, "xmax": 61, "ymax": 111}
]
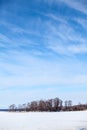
[{"xmin": 0, "ymin": 111, "xmax": 87, "ymax": 130}]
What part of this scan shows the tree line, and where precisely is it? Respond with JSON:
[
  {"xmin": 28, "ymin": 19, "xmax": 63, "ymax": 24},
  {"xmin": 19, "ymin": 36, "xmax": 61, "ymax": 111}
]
[{"xmin": 9, "ymin": 97, "xmax": 87, "ymax": 112}]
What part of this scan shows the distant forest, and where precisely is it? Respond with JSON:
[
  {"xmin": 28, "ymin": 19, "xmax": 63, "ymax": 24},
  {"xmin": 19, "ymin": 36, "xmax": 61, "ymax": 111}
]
[{"xmin": 9, "ymin": 98, "xmax": 87, "ymax": 112}]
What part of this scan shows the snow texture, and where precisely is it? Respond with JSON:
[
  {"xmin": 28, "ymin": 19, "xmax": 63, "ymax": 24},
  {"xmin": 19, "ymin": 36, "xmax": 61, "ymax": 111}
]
[{"xmin": 0, "ymin": 111, "xmax": 87, "ymax": 130}]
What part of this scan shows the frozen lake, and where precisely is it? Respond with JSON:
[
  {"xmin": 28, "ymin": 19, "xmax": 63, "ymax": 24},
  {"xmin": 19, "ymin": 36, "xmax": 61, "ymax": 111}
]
[{"xmin": 0, "ymin": 111, "xmax": 87, "ymax": 130}]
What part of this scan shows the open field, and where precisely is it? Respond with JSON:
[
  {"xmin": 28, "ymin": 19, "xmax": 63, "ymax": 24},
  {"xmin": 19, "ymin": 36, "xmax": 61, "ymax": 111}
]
[{"xmin": 0, "ymin": 111, "xmax": 87, "ymax": 130}]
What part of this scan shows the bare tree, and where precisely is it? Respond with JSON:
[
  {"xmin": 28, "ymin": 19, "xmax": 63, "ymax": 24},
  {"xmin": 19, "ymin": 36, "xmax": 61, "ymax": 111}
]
[
  {"xmin": 38, "ymin": 100, "xmax": 46, "ymax": 111},
  {"xmin": 30, "ymin": 101, "xmax": 38, "ymax": 111},
  {"xmin": 26, "ymin": 102, "xmax": 31, "ymax": 111},
  {"xmin": 22, "ymin": 103, "xmax": 27, "ymax": 111},
  {"xmin": 59, "ymin": 99, "xmax": 63, "ymax": 111},
  {"xmin": 18, "ymin": 104, "xmax": 23, "ymax": 111},
  {"xmin": 65, "ymin": 100, "xmax": 68, "ymax": 108},
  {"xmin": 68, "ymin": 100, "xmax": 72, "ymax": 107},
  {"xmin": 53, "ymin": 98, "xmax": 60, "ymax": 111},
  {"xmin": 9, "ymin": 104, "xmax": 17, "ymax": 111}
]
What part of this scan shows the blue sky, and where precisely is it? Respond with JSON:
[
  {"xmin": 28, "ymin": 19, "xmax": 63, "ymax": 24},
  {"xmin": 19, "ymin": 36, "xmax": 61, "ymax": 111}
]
[{"xmin": 0, "ymin": 0, "xmax": 87, "ymax": 108}]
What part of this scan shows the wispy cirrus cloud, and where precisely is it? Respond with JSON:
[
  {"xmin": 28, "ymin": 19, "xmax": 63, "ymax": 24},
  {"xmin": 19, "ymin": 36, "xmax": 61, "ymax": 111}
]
[
  {"xmin": 0, "ymin": 0, "xmax": 87, "ymax": 107},
  {"xmin": 43, "ymin": 14, "xmax": 87, "ymax": 55},
  {"xmin": 1, "ymin": 0, "xmax": 86, "ymax": 56},
  {"xmin": 1, "ymin": 13, "xmax": 87, "ymax": 57},
  {"xmin": 74, "ymin": 17, "xmax": 87, "ymax": 30},
  {"xmin": 40, "ymin": 0, "xmax": 87, "ymax": 15},
  {"xmin": 59, "ymin": 0, "xmax": 87, "ymax": 15},
  {"xmin": 0, "ymin": 49, "xmax": 87, "ymax": 90},
  {"xmin": 0, "ymin": 33, "xmax": 11, "ymax": 43}
]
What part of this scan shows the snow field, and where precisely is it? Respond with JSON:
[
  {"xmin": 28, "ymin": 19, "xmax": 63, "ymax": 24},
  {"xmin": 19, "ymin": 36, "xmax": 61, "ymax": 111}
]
[{"xmin": 0, "ymin": 111, "xmax": 87, "ymax": 130}]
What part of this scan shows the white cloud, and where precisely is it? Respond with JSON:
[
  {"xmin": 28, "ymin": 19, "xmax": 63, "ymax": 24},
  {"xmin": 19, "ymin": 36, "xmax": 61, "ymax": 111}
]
[
  {"xmin": 48, "ymin": 43, "xmax": 87, "ymax": 55},
  {"xmin": 41, "ymin": 0, "xmax": 87, "ymax": 15},
  {"xmin": 43, "ymin": 14, "xmax": 87, "ymax": 56},
  {"xmin": 0, "ymin": 33, "xmax": 11, "ymax": 43},
  {"xmin": 0, "ymin": 49, "xmax": 87, "ymax": 91},
  {"xmin": 60, "ymin": 0, "xmax": 87, "ymax": 15},
  {"xmin": 0, "ymin": 50, "xmax": 62, "ymax": 88},
  {"xmin": 68, "ymin": 44, "xmax": 87, "ymax": 54},
  {"xmin": 74, "ymin": 17, "xmax": 87, "ymax": 29}
]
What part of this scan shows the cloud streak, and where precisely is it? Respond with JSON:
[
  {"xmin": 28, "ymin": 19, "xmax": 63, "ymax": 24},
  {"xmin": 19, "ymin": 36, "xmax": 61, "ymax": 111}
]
[
  {"xmin": 0, "ymin": 0, "xmax": 87, "ymax": 107},
  {"xmin": 59, "ymin": 0, "xmax": 87, "ymax": 15}
]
